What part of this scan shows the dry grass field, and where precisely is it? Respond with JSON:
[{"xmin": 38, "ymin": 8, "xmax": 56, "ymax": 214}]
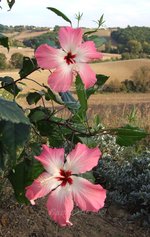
[
  {"xmin": 4, "ymin": 30, "xmax": 49, "ymax": 41},
  {"xmin": 0, "ymin": 46, "xmax": 121, "ymax": 62},
  {"xmin": 0, "ymin": 59, "xmax": 150, "ymax": 129},
  {"xmin": 91, "ymin": 58, "xmax": 150, "ymax": 82},
  {"xmin": 0, "ymin": 46, "xmax": 34, "ymax": 61},
  {"xmin": 1, "ymin": 28, "xmax": 120, "ymax": 61}
]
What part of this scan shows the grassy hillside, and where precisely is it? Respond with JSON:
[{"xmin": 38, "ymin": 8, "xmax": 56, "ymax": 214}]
[
  {"xmin": 4, "ymin": 30, "xmax": 50, "ymax": 41},
  {"xmin": 0, "ymin": 58, "xmax": 149, "ymax": 83},
  {"xmin": 90, "ymin": 59, "xmax": 150, "ymax": 82}
]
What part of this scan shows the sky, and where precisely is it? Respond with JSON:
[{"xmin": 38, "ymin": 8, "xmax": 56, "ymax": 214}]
[{"xmin": 0, "ymin": 0, "xmax": 150, "ymax": 28}]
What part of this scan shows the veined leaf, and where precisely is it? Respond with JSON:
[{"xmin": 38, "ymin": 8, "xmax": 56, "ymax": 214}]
[
  {"xmin": 26, "ymin": 91, "xmax": 44, "ymax": 105},
  {"xmin": 0, "ymin": 76, "xmax": 22, "ymax": 97},
  {"xmin": 8, "ymin": 157, "xmax": 43, "ymax": 203},
  {"xmin": 0, "ymin": 97, "xmax": 30, "ymax": 124},
  {"xmin": 113, "ymin": 125, "xmax": 148, "ymax": 146},
  {"xmin": 86, "ymin": 74, "xmax": 109, "ymax": 98},
  {"xmin": 19, "ymin": 57, "xmax": 38, "ymax": 78}
]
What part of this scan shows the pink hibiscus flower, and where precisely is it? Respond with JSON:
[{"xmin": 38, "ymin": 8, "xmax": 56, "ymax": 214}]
[
  {"xmin": 25, "ymin": 143, "xmax": 106, "ymax": 226},
  {"xmin": 35, "ymin": 27, "xmax": 102, "ymax": 92}
]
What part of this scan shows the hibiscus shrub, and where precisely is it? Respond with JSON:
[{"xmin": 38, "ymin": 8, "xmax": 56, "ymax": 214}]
[
  {"xmin": 0, "ymin": 5, "xmax": 149, "ymax": 227},
  {"xmin": 93, "ymin": 153, "xmax": 150, "ymax": 225}
]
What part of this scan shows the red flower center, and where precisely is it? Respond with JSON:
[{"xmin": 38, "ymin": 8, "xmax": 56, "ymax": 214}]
[
  {"xmin": 64, "ymin": 52, "xmax": 76, "ymax": 65},
  {"xmin": 57, "ymin": 169, "xmax": 73, "ymax": 186}
]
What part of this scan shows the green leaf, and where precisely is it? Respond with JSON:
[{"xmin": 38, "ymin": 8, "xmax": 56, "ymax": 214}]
[
  {"xmin": 26, "ymin": 91, "xmax": 44, "ymax": 105},
  {"xmin": 86, "ymin": 74, "xmax": 109, "ymax": 98},
  {"xmin": 28, "ymin": 107, "xmax": 50, "ymax": 123},
  {"xmin": 0, "ymin": 97, "xmax": 30, "ymax": 124},
  {"xmin": 8, "ymin": 157, "xmax": 43, "ymax": 203},
  {"xmin": 0, "ymin": 121, "xmax": 30, "ymax": 165},
  {"xmin": 113, "ymin": 125, "xmax": 148, "ymax": 146},
  {"xmin": 19, "ymin": 57, "xmax": 38, "ymax": 78},
  {"xmin": 0, "ymin": 76, "xmax": 22, "ymax": 97},
  {"xmin": 47, "ymin": 7, "xmax": 72, "ymax": 25},
  {"xmin": 30, "ymin": 110, "xmax": 46, "ymax": 123},
  {"xmin": 0, "ymin": 34, "xmax": 9, "ymax": 50},
  {"xmin": 81, "ymin": 171, "xmax": 95, "ymax": 182},
  {"xmin": 45, "ymin": 87, "xmax": 63, "ymax": 105},
  {"xmin": 75, "ymin": 75, "xmax": 87, "ymax": 116},
  {"xmin": 84, "ymin": 14, "xmax": 105, "ymax": 36},
  {"xmin": 96, "ymin": 74, "xmax": 109, "ymax": 87},
  {"xmin": 78, "ymin": 136, "xmax": 98, "ymax": 147},
  {"xmin": 59, "ymin": 91, "xmax": 80, "ymax": 112},
  {"xmin": 7, "ymin": 0, "xmax": 15, "ymax": 10}
]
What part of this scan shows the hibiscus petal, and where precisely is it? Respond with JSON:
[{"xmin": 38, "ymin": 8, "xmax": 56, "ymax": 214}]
[
  {"xmin": 47, "ymin": 185, "xmax": 74, "ymax": 226},
  {"xmin": 76, "ymin": 41, "xmax": 102, "ymax": 63},
  {"xmin": 59, "ymin": 27, "xmax": 83, "ymax": 53},
  {"xmin": 35, "ymin": 145, "xmax": 64, "ymax": 175},
  {"xmin": 48, "ymin": 64, "xmax": 73, "ymax": 92},
  {"xmin": 64, "ymin": 143, "xmax": 101, "ymax": 174},
  {"xmin": 72, "ymin": 176, "xmax": 106, "ymax": 212},
  {"xmin": 35, "ymin": 44, "xmax": 64, "ymax": 69},
  {"xmin": 77, "ymin": 63, "xmax": 97, "ymax": 89},
  {"xmin": 25, "ymin": 172, "xmax": 61, "ymax": 205}
]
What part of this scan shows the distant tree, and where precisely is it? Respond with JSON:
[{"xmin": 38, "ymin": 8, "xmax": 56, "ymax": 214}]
[
  {"xmin": 102, "ymin": 79, "xmax": 123, "ymax": 92},
  {"xmin": 131, "ymin": 66, "xmax": 150, "ymax": 92},
  {"xmin": 121, "ymin": 52, "xmax": 131, "ymax": 60},
  {"xmin": 122, "ymin": 79, "xmax": 136, "ymax": 92},
  {"xmin": 0, "ymin": 53, "xmax": 7, "ymax": 70},
  {"xmin": 127, "ymin": 40, "xmax": 142, "ymax": 54},
  {"xmin": 142, "ymin": 41, "xmax": 150, "ymax": 54},
  {"xmin": 53, "ymin": 25, "xmax": 60, "ymax": 33},
  {"xmin": 10, "ymin": 52, "xmax": 24, "ymax": 69}
]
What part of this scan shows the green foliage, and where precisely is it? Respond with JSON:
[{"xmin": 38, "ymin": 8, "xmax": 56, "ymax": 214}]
[
  {"xmin": 0, "ymin": 53, "xmax": 7, "ymax": 70},
  {"xmin": 127, "ymin": 40, "xmax": 142, "ymax": 54},
  {"xmin": 23, "ymin": 32, "xmax": 57, "ymax": 49},
  {"xmin": 84, "ymin": 14, "xmax": 105, "ymax": 35},
  {"xmin": 47, "ymin": 7, "xmax": 72, "ymax": 25},
  {"xmin": 26, "ymin": 91, "xmax": 44, "ymax": 105},
  {"xmin": 86, "ymin": 35, "xmax": 106, "ymax": 48},
  {"xmin": 113, "ymin": 125, "xmax": 148, "ymax": 146},
  {"xmin": 7, "ymin": 0, "xmax": 15, "ymax": 10},
  {"xmin": 93, "ymin": 153, "xmax": 150, "ymax": 225},
  {"xmin": 0, "ymin": 76, "xmax": 22, "ymax": 96},
  {"xmin": 8, "ymin": 143, "xmax": 43, "ymax": 203},
  {"xmin": 122, "ymin": 66, "xmax": 150, "ymax": 93},
  {"xmin": 19, "ymin": 57, "xmax": 38, "ymax": 78},
  {"xmin": 111, "ymin": 26, "xmax": 150, "ymax": 55},
  {"xmin": 75, "ymin": 75, "xmax": 87, "ymax": 118},
  {"xmin": 0, "ymin": 5, "xmax": 149, "ymax": 218},
  {"xmin": 86, "ymin": 74, "xmax": 109, "ymax": 98},
  {"xmin": 102, "ymin": 79, "xmax": 123, "ymax": 92},
  {"xmin": 111, "ymin": 26, "xmax": 150, "ymax": 45},
  {"xmin": 0, "ymin": 98, "xmax": 30, "ymax": 175},
  {"xmin": 131, "ymin": 66, "xmax": 150, "ymax": 92},
  {"xmin": 75, "ymin": 12, "xmax": 83, "ymax": 27},
  {"xmin": 0, "ymin": 97, "xmax": 30, "ymax": 124},
  {"xmin": 0, "ymin": 34, "xmax": 9, "ymax": 50},
  {"xmin": 10, "ymin": 52, "xmax": 24, "ymax": 69}
]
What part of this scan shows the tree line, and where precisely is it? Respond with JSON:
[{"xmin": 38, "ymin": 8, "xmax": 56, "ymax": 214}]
[{"xmin": 110, "ymin": 26, "xmax": 150, "ymax": 59}]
